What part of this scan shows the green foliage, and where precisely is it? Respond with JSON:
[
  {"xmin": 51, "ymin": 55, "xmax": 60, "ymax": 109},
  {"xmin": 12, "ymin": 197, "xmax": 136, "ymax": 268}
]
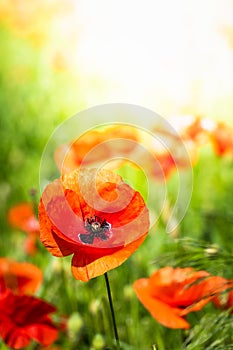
[
  {"xmin": 182, "ymin": 311, "xmax": 233, "ymax": 350},
  {"xmin": 0, "ymin": 24, "xmax": 83, "ymax": 220},
  {"xmin": 153, "ymin": 237, "xmax": 233, "ymax": 277}
]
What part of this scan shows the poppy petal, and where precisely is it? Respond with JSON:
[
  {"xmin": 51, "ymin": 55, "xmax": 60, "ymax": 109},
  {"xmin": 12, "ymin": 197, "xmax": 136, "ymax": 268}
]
[
  {"xmin": 7, "ymin": 328, "xmax": 31, "ymax": 349},
  {"xmin": 71, "ymin": 234, "xmax": 146, "ymax": 281},
  {"xmin": 97, "ymin": 190, "xmax": 149, "ymax": 245},
  {"xmin": 25, "ymin": 324, "xmax": 58, "ymax": 346},
  {"xmin": 210, "ymin": 122, "xmax": 233, "ymax": 156},
  {"xmin": 181, "ymin": 276, "xmax": 231, "ymax": 316},
  {"xmin": 0, "ymin": 289, "xmax": 58, "ymax": 349},
  {"xmin": 133, "ymin": 278, "xmax": 190, "ymax": 329},
  {"xmin": 55, "ymin": 125, "xmax": 138, "ymax": 174},
  {"xmin": 39, "ymin": 192, "xmax": 81, "ymax": 256},
  {"xmin": 148, "ymin": 267, "xmax": 210, "ymax": 308},
  {"xmin": 0, "ymin": 258, "xmax": 43, "ymax": 294},
  {"xmin": 39, "ymin": 179, "xmax": 85, "ymax": 243},
  {"xmin": 40, "ymin": 226, "xmax": 79, "ymax": 257}
]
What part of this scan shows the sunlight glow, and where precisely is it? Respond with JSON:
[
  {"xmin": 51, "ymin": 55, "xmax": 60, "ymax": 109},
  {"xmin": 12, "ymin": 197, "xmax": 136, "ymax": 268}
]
[{"xmin": 72, "ymin": 0, "xmax": 233, "ymax": 121}]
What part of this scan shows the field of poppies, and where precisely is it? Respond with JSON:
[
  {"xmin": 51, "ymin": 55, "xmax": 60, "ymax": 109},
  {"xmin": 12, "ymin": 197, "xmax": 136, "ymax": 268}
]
[{"xmin": 1, "ymin": 2, "xmax": 233, "ymax": 350}]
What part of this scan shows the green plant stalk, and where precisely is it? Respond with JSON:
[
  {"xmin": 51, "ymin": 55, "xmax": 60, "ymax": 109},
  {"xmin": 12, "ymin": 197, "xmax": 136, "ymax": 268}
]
[{"xmin": 104, "ymin": 272, "xmax": 120, "ymax": 349}]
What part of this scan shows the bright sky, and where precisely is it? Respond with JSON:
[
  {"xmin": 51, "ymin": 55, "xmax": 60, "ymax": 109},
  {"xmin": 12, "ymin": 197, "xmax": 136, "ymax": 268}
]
[{"xmin": 71, "ymin": 0, "xmax": 233, "ymax": 121}]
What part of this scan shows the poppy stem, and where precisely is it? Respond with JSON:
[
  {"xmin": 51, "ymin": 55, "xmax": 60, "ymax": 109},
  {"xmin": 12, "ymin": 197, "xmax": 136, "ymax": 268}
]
[{"xmin": 104, "ymin": 272, "xmax": 120, "ymax": 349}]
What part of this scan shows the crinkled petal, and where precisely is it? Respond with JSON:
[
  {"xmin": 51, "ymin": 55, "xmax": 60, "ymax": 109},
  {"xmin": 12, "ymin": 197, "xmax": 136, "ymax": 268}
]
[
  {"xmin": 39, "ymin": 180, "xmax": 85, "ymax": 243},
  {"xmin": 71, "ymin": 234, "xmax": 146, "ymax": 281},
  {"xmin": 0, "ymin": 290, "xmax": 58, "ymax": 349},
  {"xmin": 39, "ymin": 193, "xmax": 80, "ymax": 256},
  {"xmin": 133, "ymin": 278, "xmax": 190, "ymax": 329},
  {"xmin": 7, "ymin": 328, "xmax": 31, "ymax": 349},
  {"xmin": 148, "ymin": 267, "xmax": 210, "ymax": 308},
  {"xmin": 181, "ymin": 276, "xmax": 231, "ymax": 316}
]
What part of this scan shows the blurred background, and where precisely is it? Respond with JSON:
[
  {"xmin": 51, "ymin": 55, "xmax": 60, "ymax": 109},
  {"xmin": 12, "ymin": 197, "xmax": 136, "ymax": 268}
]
[
  {"xmin": 1, "ymin": 0, "xmax": 233, "ymax": 209},
  {"xmin": 0, "ymin": 1, "xmax": 233, "ymax": 348}
]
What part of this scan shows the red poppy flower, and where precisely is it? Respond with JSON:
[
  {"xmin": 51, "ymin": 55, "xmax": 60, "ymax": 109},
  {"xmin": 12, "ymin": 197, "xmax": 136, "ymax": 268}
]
[
  {"xmin": 8, "ymin": 203, "xmax": 40, "ymax": 255},
  {"xmin": 39, "ymin": 168, "xmax": 149, "ymax": 281},
  {"xmin": 209, "ymin": 122, "xmax": 233, "ymax": 157},
  {"xmin": 0, "ymin": 288, "xmax": 58, "ymax": 349},
  {"xmin": 170, "ymin": 115, "xmax": 233, "ymax": 158},
  {"xmin": 0, "ymin": 258, "xmax": 43, "ymax": 295},
  {"xmin": 133, "ymin": 267, "xmax": 227, "ymax": 329},
  {"xmin": 177, "ymin": 116, "xmax": 213, "ymax": 146},
  {"xmin": 54, "ymin": 125, "xmax": 139, "ymax": 175}
]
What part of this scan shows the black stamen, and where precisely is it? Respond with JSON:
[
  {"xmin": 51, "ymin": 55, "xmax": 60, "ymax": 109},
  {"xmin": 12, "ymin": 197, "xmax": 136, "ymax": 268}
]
[
  {"xmin": 79, "ymin": 216, "xmax": 111, "ymax": 244},
  {"xmin": 79, "ymin": 233, "xmax": 95, "ymax": 244}
]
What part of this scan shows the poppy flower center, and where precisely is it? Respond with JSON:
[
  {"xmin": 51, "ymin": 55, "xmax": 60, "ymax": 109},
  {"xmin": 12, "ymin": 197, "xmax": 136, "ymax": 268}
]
[{"xmin": 79, "ymin": 216, "xmax": 111, "ymax": 244}]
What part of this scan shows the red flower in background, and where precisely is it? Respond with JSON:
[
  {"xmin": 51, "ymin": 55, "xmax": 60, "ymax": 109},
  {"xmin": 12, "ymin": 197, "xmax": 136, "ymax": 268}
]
[
  {"xmin": 55, "ymin": 125, "xmax": 138, "ymax": 175},
  {"xmin": 54, "ymin": 117, "xmax": 233, "ymax": 184},
  {"xmin": 172, "ymin": 115, "xmax": 233, "ymax": 157},
  {"xmin": 0, "ymin": 289, "xmax": 58, "ymax": 349},
  {"xmin": 210, "ymin": 122, "xmax": 233, "ymax": 157},
  {"xmin": 0, "ymin": 258, "xmax": 43, "ymax": 295},
  {"xmin": 8, "ymin": 203, "xmax": 39, "ymax": 233},
  {"xmin": 178, "ymin": 116, "xmax": 213, "ymax": 146},
  {"xmin": 55, "ymin": 122, "xmax": 198, "ymax": 182},
  {"xmin": 133, "ymin": 267, "xmax": 227, "ymax": 329},
  {"xmin": 39, "ymin": 168, "xmax": 149, "ymax": 281},
  {"xmin": 8, "ymin": 203, "xmax": 40, "ymax": 255}
]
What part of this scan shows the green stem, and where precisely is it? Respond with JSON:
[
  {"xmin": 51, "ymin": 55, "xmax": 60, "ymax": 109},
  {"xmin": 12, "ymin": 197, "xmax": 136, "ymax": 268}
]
[{"xmin": 104, "ymin": 272, "xmax": 120, "ymax": 349}]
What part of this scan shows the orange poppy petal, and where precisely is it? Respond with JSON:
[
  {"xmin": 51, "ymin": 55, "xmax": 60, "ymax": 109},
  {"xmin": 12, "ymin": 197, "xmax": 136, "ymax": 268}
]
[
  {"xmin": 39, "ymin": 226, "xmax": 79, "ymax": 257},
  {"xmin": 0, "ymin": 258, "xmax": 43, "ymax": 294},
  {"xmin": 171, "ymin": 271, "xmax": 211, "ymax": 309},
  {"xmin": 62, "ymin": 168, "xmax": 121, "ymax": 197},
  {"xmin": 55, "ymin": 125, "xmax": 139, "ymax": 174},
  {"xmin": 148, "ymin": 267, "xmax": 210, "ymax": 307},
  {"xmin": 39, "ymin": 179, "xmax": 85, "ymax": 242},
  {"xmin": 71, "ymin": 234, "xmax": 146, "ymax": 282},
  {"xmin": 39, "ymin": 189, "xmax": 82, "ymax": 255},
  {"xmin": 133, "ymin": 278, "xmax": 190, "ymax": 329},
  {"xmin": 181, "ymin": 276, "xmax": 231, "ymax": 316},
  {"xmin": 210, "ymin": 122, "xmax": 233, "ymax": 156},
  {"xmin": 148, "ymin": 267, "xmax": 192, "ymax": 299}
]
